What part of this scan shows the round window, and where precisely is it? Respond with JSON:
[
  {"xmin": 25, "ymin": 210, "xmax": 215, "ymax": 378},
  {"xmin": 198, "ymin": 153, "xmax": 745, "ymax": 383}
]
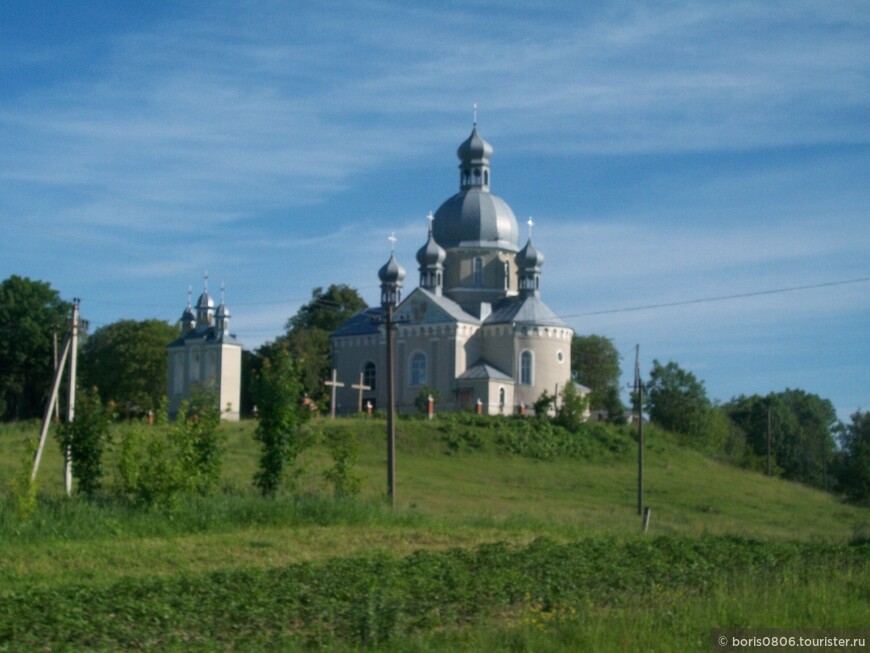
[{"xmin": 556, "ymin": 350, "xmax": 564, "ymax": 364}]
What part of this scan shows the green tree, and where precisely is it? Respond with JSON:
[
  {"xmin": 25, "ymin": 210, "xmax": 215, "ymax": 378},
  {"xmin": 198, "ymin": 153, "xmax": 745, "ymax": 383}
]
[
  {"xmin": 251, "ymin": 344, "xmax": 312, "ymax": 496},
  {"xmin": 645, "ymin": 360, "xmax": 712, "ymax": 441},
  {"xmin": 282, "ymin": 284, "xmax": 367, "ymax": 405},
  {"xmin": 554, "ymin": 381, "xmax": 590, "ymax": 433},
  {"xmin": 79, "ymin": 319, "xmax": 178, "ymax": 418},
  {"xmin": 835, "ymin": 410, "xmax": 870, "ymax": 502},
  {"xmin": 0, "ymin": 276, "xmax": 72, "ymax": 420},
  {"xmin": 56, "ymin": 387, "xmax": 110, "ymax": 498},
  {"xmin": 116, "ymin": 390, "xmax": 222, "ymax": 506},
  {"xmin": 725, "ymin": 390, "xmax": 838, "ymax": 488},
  {"xmin": 571, "ymin": 335, "xmax": 624, "ymax": 419}
]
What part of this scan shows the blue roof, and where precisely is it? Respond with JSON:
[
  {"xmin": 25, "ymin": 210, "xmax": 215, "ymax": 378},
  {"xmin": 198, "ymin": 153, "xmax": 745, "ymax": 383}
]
[
  {"xmin": 457, "ymin": 360, "xmax": 513, "ymax": 382},
  {"xmin": 484, "ymin": 295, "xmax": 569, "ymax": 328},
  {"xmin": 330, "ymin": 307, "xmax": 385, "ymax": 338}
]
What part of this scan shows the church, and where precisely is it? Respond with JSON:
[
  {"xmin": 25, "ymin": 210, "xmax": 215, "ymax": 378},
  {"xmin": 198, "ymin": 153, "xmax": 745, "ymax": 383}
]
[
  {"xmin": 330, "ymin": 125, "xmax": 575, "ymax": 416},
  {"xmin": 166, "ymin": 282, "xmax": 243, "ymax": 421}
]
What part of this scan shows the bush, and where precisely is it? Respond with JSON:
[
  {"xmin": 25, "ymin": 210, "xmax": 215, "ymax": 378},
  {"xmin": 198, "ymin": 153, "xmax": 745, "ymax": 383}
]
[{"xmin": 55, "ymin": 387, "xmax": 110, "ymax": 499}]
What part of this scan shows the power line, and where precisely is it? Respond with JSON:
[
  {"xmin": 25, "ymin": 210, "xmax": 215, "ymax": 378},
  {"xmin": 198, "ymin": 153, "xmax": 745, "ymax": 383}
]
[{"xmin": 560, "ymin": 276, "xmax": 870, "ymax": 319}]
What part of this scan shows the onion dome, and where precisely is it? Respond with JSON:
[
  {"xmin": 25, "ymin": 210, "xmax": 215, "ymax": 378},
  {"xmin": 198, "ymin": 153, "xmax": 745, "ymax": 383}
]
[
  {"xmin": 416, "ymin": 228, "xmax": 446, "ymax": 267},
  {"xmin": 457, "ymin": 127, "xmax": 493, "ymax": 164},
  {"xmin": 517, "ymin": 238, "xmax": 544, "ymax": 270},
  {"xmin": 215, "ymin": 301, "xmax": 230, "ymax": 331},
  {"xmin": 517, "ymin": 237, "xmax": 544, "ymax": 298},
  {"xmin": 378, "ymin": 252, "xmax": 406, "ymax": 284},
  {"xmin": 379, "ymin": 251, "xmax": 406, "ymax": 309}
]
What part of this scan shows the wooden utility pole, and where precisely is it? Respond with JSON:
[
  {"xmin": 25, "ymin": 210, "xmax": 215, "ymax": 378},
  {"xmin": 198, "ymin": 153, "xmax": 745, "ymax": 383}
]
[
  {"xmin": 385, "ymin": 301, "xmax": 396, "ymax": 507},
  {"xmin": 64, "ymin": 299, "xmax": 80, "ymax": 496},
  {"xmin": 33, "ymin": 335, "xmax": 72, "ymax": 481},
  {"xmin": 635, "ymin": 344, "xmax": 644, "ymax": 518},
  {"xmin": 32, "ymin": 299, "xmax": 80, "ymax": 491},
  {"xmin": 767, "ymin": 403, "xmax": 772, "ymax": 477}
]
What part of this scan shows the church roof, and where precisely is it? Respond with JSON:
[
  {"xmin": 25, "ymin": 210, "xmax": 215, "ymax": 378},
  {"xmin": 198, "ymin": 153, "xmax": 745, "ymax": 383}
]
[
  {"xmin": 433, "ymin": 188, "xmax": 519, "ymax": 251},
  {"xmin": 167, "ymin": 325, "xmax": 241, "ymax": 348},
  {"xmin": 457, "ymin": 360, "xmax": 513, "ymax": 382},
  {"xmin": 411, "ymin": 287, "xmax": 479, "ymax": 324},
  {"xmin": 485, "ymin": 295, "xmax": 570, "ymax": 328},
  {"xmin": 330, "ymin": 306, "xmax": 385, "ymax": 338}
]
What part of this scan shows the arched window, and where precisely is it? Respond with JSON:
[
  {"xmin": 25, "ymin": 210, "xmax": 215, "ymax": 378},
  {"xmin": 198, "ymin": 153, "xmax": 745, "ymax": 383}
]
[
  {"xmin": 520, "ymin": 350, "xmax": 533, "ymax": 385},
  {"xmin": 499, "ymin": 387, "xmax": 506, "ymax": 406},
  {"xmin": 473, "ymin": 257, "xmax": 483, "ymax": 287},
  {"xmin": 410, "ymin": 352, "xmax": 427, "ymax": 386},
  {"xmin": 363, "ymin": 361, "xmax": 376, "ymax": 392}
]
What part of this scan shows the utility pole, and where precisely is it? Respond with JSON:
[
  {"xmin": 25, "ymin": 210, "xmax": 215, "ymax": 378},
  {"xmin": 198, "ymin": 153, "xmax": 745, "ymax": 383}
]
[
  {"xmin": 385, "ymin": 301, "xmax": 396, "ymax": 507},
  {"xmin": 64, "ymin": 298, "xmax": 80, "ymax": 496},
  {"xmin": 635, "ymin": 345, "xmax": 644, "ymax": 517},
  {"xmin": 767, "ymin": 403, "xmax": 772, "ymax": 477},
  {"xmin": 378, "ymin": 234, "xmax": 405, "ymax": 508}
]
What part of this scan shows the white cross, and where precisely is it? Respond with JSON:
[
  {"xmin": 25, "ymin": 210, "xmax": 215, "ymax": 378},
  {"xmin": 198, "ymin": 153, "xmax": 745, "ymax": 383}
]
[
  {"xmin": 473, "ymin": 102, "xmax": 478, "ymax": 126},
  {"xmin": 323, "ymin": 369, "xmax": 345, "ymax": 418},
  {"xmin": 388, "ymin": 232, "xmax": 397, "ymax": 252},
  {"xmin": 527, "ymin": 217, "xmax": 535, "ymax": 239},
  {"xmin": 426, "ymin": 211, "xmax": 434, "ymax": 233},
  {"xmin": 350, "ymin": 372, "xmax": 372, "ymax": 413}
]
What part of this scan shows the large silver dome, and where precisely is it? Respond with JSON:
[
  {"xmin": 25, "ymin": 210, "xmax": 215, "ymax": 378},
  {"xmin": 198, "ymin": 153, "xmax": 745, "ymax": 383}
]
[
  {"xmin": 432, "ymin": 127, "xmax": 520, "ymax": 251},
  {"xmin": 433, "ymin": 189, "xmax": 519, "ymax": 251}
]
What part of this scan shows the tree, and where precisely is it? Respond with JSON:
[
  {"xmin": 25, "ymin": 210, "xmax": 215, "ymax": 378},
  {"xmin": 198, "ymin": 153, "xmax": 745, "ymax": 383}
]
[
  {"xmin": 56, "ymin": 387, "xmax": 110, "ymax": 498},
  {"xmin": 0, "ymin": 276, "xmax": 72, "ymax": 420},
  {"xmin": 645, "ymin": 360, "xmax": 713, "ymax": 441},
  {"xmin": 835, "ymin": 410, "xmax": 870, "ymax": 502},
  {"xmin": 79, "ymin": 319, "xmax": 178, "ymax": 418},
  {"xmin": 571, "ymin": 335, "xmax": 624, "ymax": 419},
  {"xmin": 725, "ymin": 390, "xmax": 839, "ymax": 488},
  {"xmin": 280, "ymin": 284, "xmax": 367, "ymax": 405},
  {"xmin": 251, "ymin": 344, "xmax": 312, "ymax": 496}
]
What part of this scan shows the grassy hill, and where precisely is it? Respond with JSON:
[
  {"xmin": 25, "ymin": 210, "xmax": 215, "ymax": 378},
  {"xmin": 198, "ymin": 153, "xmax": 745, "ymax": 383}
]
[{"xmin": 1, "ymin": 415, "xmax": 868, "ymax": 651}]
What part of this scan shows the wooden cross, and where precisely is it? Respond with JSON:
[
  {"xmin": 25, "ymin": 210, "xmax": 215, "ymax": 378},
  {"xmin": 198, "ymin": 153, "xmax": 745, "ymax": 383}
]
[
  {"xmin": 323, "ymin": 369, "xmax": 345, "ymax": 418},
  {"xmin": 350, "ymin": 372, "xmax": 372, "ymax": 413}
]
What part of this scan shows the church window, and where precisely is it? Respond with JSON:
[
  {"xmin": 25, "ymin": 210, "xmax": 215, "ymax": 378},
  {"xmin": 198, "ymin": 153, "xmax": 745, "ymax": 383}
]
[
  {"xmin": 499, "ymin": 387, "xmax": 506, "ymax": 406},
  {"xmin": 504, "ymin": 262, "xmax": 509, "ymax": 289},
  {"xmin": 363, "ymin": 361, "xmax": 376, "ymax": 392},
  {"xmin": 410, "ymin": 352, "xmax": 427, "ymax": 386},
  {"xmin": 473, "ymin": 257, "xmax": 483, "ymax": 287},
  {"xmin": 484, "ymin": 170, "xmax": 489, "ymax": 186},
  {"xmin": 520, "ymin": 350, "xmax": 533, "ymax": 385},
  {"xmin": 557, "ymin": 350, "xmax": 564, "ymax": 364}
]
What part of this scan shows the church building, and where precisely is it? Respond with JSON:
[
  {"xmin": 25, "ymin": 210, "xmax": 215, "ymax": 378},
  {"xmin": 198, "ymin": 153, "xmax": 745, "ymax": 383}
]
[
  {"xmin": 167, "ymin": 282, "xmax": 242, "ymax": 421},
  {"xmin": 330, "ymin": 125, "xmax": 574, "ymax": 415}
]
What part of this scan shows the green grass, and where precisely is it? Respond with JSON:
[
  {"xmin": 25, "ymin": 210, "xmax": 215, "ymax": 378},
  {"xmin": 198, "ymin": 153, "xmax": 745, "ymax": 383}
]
[{"xmin": 1, "ymin": 415, "xmax": 868, "ymax": 651}]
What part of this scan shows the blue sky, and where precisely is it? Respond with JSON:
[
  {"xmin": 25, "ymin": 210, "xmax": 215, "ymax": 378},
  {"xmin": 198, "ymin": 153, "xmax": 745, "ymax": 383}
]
[{"xmin": 2, "ymin": 1, "xmax": 868, "ymax": 420}]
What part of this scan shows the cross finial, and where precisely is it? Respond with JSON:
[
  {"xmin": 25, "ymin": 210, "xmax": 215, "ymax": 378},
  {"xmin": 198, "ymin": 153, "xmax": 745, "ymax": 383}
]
[
  {"xmin": 220, "ymin": 282, "xmax": 226, "ymax": 304},
  {"xmin": 472, "ymin": 102, "xmax": 478, "ymax": 127},
  {"xmin": 203, "ymin": 270, "xmax": 209, "ymax": 291},
  {"xmin": 187, "ymin": 285, "xmax": 192, "ymax": 307},
  {"xmin": 426, "ymin": 211, "xmax": 434, "ymax": 234},
  {"xmin": 388, "ymin": 232, "xmax": 397, "ymax": 253},
  {"xmin": 527, "ymin": 217, "xmax": 535, "ymax": 239}
]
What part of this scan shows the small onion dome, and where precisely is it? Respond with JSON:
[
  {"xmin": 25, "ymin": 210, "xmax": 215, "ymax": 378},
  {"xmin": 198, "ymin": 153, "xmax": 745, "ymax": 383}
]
[
  {"xmin": 517, "ymin": 238, "xmax": 544, "ymax": 270},
  {"xmin": 416, "ymin": 231, "xmax": 446, "ymax": 267},
  {"xmin": 457, "ymin": 127, "xmax": 493, "ymax": 163},
  {"xmin": 216, "ymin": 302, "xmax": 230, "ymax": 320},
  {"xmin": 181, "ymin": 305, "xmax": 196, "ymax": 322},
  {"xmin": 196, "ymin": 291, "xmax": 214, "ymax": 309},
  {"xmin": 378, "ymin": 253, "xmax": 406, "ymax": 284}
]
